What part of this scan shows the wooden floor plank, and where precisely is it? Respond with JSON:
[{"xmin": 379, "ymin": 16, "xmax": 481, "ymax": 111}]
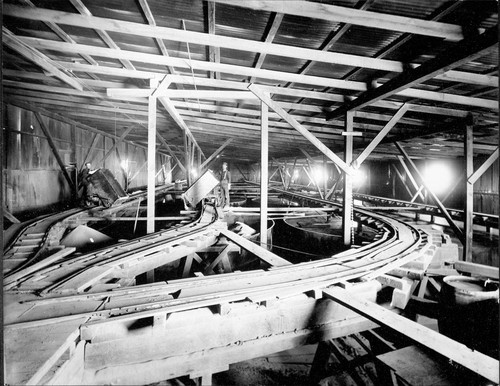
[{"xmin": 4, "ymin": 317, "xmax": 88, "ymax": 385}]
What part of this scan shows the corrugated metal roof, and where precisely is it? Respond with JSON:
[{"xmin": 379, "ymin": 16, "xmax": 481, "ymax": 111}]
[{"xmin": 2, "ymin": 0, "xmax": 498, "ymax": 162}]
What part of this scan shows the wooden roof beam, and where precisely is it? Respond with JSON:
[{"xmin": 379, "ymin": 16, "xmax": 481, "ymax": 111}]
[
  {"xmin": 249, "ymin": 84, "xmax": 354, "ymax": 176},
  {"xmin": 4, "ymin": 4, "xmax": 495, "ymax": 87},
  {"xmin": 353, "ymin": 104, "xmax": 408, "ymax": 167},
  {"xmin": 2, "ymin": 28, "xmax": 83, "ymax": 91},
  {"xmin": 17, "ymin": 0, "xmax": 100, "ymax": 80},
  {"xmin": 60, "ymin": 63, "xmax": 479, "ymax": 119},
  {"xmin": 285, "ymin": 0, "xmax": 375, "ymax": 89},
  {"xmin": 19, "ymin": 36, "xmax": 496, "ymax": 110},
  {"xmin": 68, "ymin": 0, "xmax": 135, "ymax": 71},
  {"xmin": 200, "ymin": 138, "xmax": 234, "ymax": 170},
  {"xmin": 206, "ymin": 1, "xmax": 221, "ymax": 79},
  {"xmin": 326, "ymin": 27, "xmax": 498, "ymax": 120},
  {"xmin": 249, "ymin": 12, "xmax": 284, "ymax": 83},
  {"xmin": 213, "ymin": 0, "xmax": 477, "ymax": 41}
]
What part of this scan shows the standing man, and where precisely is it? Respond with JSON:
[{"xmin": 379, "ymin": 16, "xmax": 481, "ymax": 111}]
[
  {"xmin": 219, "ymin": 162, "xmax": 231, "ymax": 209},
  {"xmin": 79, "ymin": 162, "xmax": 96, "ymax": 206}
]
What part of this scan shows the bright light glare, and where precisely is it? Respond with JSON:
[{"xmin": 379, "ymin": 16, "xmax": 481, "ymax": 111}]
[
  {"xmin": 312, "ymin": 166, "xmax": 325, "ymax": 183},
  {"xmin": 293, "ymin": 169, "xmax": 300, "ymax": 179},
  {"xmin": 191, "ymin": 169, "xmax": 198, "ymax": 178},
  {"xmin": 120, "ymin": 159, "xmax": 129, "ymax": 171},
  {"xmin": 352, "ymin": 169, "xmax": 366, "ymax": 187},
  {"xmin": 423, "ymin": 162, "xmax": 453, "ymax": 195}
]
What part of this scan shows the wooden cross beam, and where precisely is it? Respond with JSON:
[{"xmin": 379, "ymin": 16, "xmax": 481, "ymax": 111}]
[
  {"xmin": 249, "ymin": 84, "xmax": 355, "ymax": 176},
  {"xmin": 200, "ymin": 138, "xmax": 234, "ymax": 171},
  {"xmin": 7, "ymin": 4, "xmax": 497, "ymax": 88},
  {"xmin": 213, "ymin": 0, "xmax": 470, "ymax": 41},
  {"xmin": 2, "ymin": 27, "xmax": 83, "ymax": 91},
  {"xmin": 395, "ymin": 142, "xmax": 464, "ymax": 243},
  {"xmin": 324, "ymin": 286, "xmax": 499, "ymax": 384},
  {"xmin": 95, "ymin": 126, "xmax": 134, "ymax": 167},
  {"xmin": 17, "ymin": 34, "xmax": 497, "ymax": 109},
  {"xmin": 468, "ymin": 147, "xmax": 499, "ymax": 185},
  {"xmin": 327, "ymin": 27, "xmax": 498, "ymax": 119},
  {"xmin": 353, "ymin": 104, "xmax": 408, "ymax": 167}
]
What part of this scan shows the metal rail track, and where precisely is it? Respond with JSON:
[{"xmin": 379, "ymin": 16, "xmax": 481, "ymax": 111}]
[{"xmin": 2, "ymin": 189, "xmax": 473, "ymax": 385}]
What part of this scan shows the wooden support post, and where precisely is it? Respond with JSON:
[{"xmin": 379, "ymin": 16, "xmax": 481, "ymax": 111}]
[
  {"xmin": 34, "ymin": 112, "xmax": 76, "ymax": 196},
  {"xmin": 395, "ymin": 142, "xmax": 464, "ymax": 243},
  {"xmin": 184, "ymin": 134, "xmax": 191, "ymax": 186},
  {"xmin": 309, "ymin": 341, "xmax": 331, "ymax": 384},
  {"xmin": 288, "ymin": 157, "xmax": 297, "ymax": 190},
  {"xmin": 260, "ymin": 99, "xmax": 269, "ymax": 248},
  {"xmin": 147, "ymin": 80, "xmax": 157, "ymax": 234},
  {"xmin": 323, "ymin": 155, "xmax": 327, "ymax": 198},
  {"xmin": 182, "ymin": 253, "xmax": 195, "ymax": 278},
  {"xmin": 391, "ymin": 164, "xmax": 413, "ymax": 200},
  {"xmin": 464, "ymin": 121, "xmax": 474, "ymax": 262},
  {"xmin": 397, "ymin": 156, "xmax": 425, "ymax": 202},
  {"xmin": 342, "ymin": 111, "xmax": 354, "ymax": 247}
]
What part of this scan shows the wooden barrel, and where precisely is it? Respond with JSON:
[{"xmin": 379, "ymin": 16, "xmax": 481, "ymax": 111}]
[
  {"xmin": 438, "ymin": 275, "xmax": 498, "ymax": 357},
  {"xmin": 440, "ymin": 275, "xmax": 498, "ymax": 306}
]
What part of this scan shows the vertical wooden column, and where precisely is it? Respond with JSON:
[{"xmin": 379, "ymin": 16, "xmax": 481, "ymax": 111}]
[
  {"xmin": 323, "ymin": 155, "xmax": 327, "ymax": 198},
  {"xmin": 342, "ymin": 111, "xmax": 354, "ymax": 247},
  {"xmin": 147, "ymin": 79, "xmax": 158, "ymax": 234},
  {"xmin": 184, "ymin": 134, "xmax": 191, "ymax": 186},
  {"xmin": 464, "ymin": 120, "xmax": 474, "ymax": 262},
  {"xmin": 260, "ymin": 99, "xmax": 269, "ymax": 248}
]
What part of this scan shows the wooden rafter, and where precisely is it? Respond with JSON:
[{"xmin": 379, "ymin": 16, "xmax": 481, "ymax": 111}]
[
  {"xmin": 327, "ymin": 27, "xmax": 498, "ymax": 119},
  {"xmin": 206, "ymin": 1, "xmax": 221, "ymax": 80},
  {"xmin": 68, "ymin": 0, "xmax": 135, "ymax": 71},
  {"xmin": 61, "ymin": 64, "xmax": 496, "ymax": 111},
  {"xmin": 249, "ymin": 12, "xmax": 284, "ymax": 83},
  {"xmin": 249, "ymin": 84, "xmax": 354, "ymax": 176},
  {"xmin": 200, "ymin": 138, "xmax": 234, "ymax": 170},
  {"xmin": 3, "ymin": 5, "xmax": 496, "ymax": 87},
  {"xmin": 137, "ymin": 0, "xmax": 176, "ymax": 75},
  {"xmin": 213, "ymin": 0, "xmax": 474, "ymax": 41},
  {"xmin": 17, "ymin": 36, "xmax": 497, "ymax": 110},
  {"xmin": 2, "ymin": 28, "xmax": 83, "ymax": 91},
  {"xmin": 18, "ymin": 0, "xmax": 100, "ymax": 80}
]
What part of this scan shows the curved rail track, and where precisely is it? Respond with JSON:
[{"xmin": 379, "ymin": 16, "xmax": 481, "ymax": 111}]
[{"xmin": 3, "ymin": 188, "xmax": 498, "ymax": 385}]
